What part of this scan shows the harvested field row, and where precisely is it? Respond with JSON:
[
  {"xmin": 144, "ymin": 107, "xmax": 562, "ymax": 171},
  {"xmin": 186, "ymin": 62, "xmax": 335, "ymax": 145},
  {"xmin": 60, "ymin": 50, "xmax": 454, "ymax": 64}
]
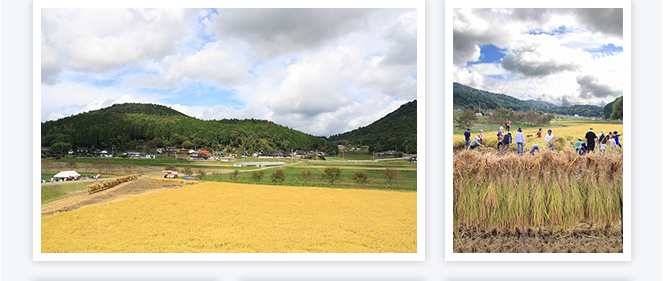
[{"xmin": 41, "ymin": 182, "xmax": 416, "ymax": 253}]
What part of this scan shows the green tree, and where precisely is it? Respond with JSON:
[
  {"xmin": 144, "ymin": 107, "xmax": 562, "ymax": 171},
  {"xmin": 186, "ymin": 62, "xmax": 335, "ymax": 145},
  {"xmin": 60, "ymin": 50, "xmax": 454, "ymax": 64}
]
[
  {"xmin": 321, "ymin": 167, "xmax": 342, "ymax": 186},
  {"xmin": 610, "ymin": 96, "xmax": 623, "ymax": 120},
  {"xmin": 383, "ymin": 168, "xmax": 402, "ymax": 188},
  {"xmin": 182, "ymin": 140, "xmax": 194, "ymax": 149},
  {"xmin": 453, "ymin": 109, "xmax": 478, "ymax": 130},
  {"xmin": 299, "ymin": 169, "xmax": 314, "ymax": 186},
  {"xmin": 352, "ymin": 171, "xmax": 370, "ymax": 188},
  {"xmin": 48, "ymin": 142, "xmax": 72, "ymax": 158},
  {"xmin": 250, "ymin": 170, "xmax": 265, "ymax": 184},
  {"xmin": 229, "ymin": 169, "xmax": 239, "ymax": 182},
  {"xmin": 270, "ymin": 169, "xmax": 286, "ymax": 185},
  {"xmin": 66, "ymin": 159, "xmax": 77, "ymax": 170}
]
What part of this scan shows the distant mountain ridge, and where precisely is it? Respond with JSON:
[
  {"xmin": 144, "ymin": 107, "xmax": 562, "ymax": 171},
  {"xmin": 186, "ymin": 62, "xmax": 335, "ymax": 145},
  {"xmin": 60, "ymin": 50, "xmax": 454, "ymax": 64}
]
[
  {"xmin": 453, "ymin": 82, "xmax": 605, "ymax": 117},
  {"xmin": 42, "ymin": 101, "xmax": 418, "ymax": 156},
  {"xmin": 328, "ymin": 100, "xmax": 416, "ymax": 153}
]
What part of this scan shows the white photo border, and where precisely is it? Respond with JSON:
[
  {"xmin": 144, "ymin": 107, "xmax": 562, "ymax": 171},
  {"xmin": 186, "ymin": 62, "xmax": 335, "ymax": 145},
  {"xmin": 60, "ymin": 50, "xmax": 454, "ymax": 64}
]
[
  {"xmin": 444, "ymin": 0, "xmax": 631, "ymax": 261},
  {"xmin": 33, "ymin": 0, "xmax": 425, "ymax": 261}
]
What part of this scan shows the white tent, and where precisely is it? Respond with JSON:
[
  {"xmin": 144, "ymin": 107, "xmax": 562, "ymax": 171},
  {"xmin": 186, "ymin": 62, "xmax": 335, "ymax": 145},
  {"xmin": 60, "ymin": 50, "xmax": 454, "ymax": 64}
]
[{"xmin": 52, "ymin": 171, "xmax": 80, "ymax": 178}]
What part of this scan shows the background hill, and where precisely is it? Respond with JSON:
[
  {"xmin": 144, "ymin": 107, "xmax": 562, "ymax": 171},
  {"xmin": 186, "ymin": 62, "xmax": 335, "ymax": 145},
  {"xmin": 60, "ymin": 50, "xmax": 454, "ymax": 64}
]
[
  {"xmin": 41, "ymin": 103, "xmax": 331, "ymax": 154},
  {"xmin": 42, "ymin": 101, "xmax": 419, "ymax": 156},
  {"xmin": 328, "ymin": 100, "xmax": 417, "ymax": 153},
  {"xmin": 453, "ymin": 82, "xmax": 605, "ymax": 117}
]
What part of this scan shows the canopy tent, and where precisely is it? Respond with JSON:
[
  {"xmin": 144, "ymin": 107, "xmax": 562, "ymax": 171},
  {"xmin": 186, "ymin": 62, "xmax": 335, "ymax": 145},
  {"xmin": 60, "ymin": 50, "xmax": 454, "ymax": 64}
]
[{"xmin": 52, "ymin": 171, "xmax": 80, "ymax": 178}]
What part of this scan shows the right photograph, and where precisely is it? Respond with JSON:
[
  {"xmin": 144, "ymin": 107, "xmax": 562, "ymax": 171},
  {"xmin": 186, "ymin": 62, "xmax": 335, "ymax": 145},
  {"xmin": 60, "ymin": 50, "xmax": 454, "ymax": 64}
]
[{"xmin": 445, "ymin": 3, "xmax": 630, "ymax": 259}]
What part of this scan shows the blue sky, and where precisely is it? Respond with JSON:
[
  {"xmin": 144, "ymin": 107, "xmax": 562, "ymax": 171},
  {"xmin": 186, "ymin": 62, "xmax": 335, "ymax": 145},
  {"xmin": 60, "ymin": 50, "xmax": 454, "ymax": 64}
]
[
  {"xmin": 41, "ymin": 8, "xmax": 417, "ymax": 136},
  {"xmin": 453, "ymin": 8, "xmax": 624, "ymax": 107}
]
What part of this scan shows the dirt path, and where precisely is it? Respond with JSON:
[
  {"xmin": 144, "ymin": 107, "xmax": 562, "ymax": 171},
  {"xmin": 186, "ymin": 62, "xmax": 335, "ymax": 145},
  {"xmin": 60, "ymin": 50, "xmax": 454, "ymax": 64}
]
[{"xmin": 41, "ymin": 179, "xmax": 185, "ymax": 216}]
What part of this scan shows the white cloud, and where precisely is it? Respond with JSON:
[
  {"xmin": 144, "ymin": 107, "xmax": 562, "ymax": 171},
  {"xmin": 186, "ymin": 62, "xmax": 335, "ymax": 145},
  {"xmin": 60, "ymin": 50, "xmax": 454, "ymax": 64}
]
[{"xmin": 41, "ymin": 8, "xmax": 418, "ymax": 136}]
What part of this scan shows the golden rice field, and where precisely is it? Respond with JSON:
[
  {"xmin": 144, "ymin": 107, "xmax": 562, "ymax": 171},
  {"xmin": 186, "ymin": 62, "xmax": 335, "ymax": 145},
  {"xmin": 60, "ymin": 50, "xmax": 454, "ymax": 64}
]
[
  {"xmin": 42, "ymin": 181, "xmax": 416, "ymax": 253},
  {"xmin": 453, "ymin": 123, "xmax": 624, "ymax": 151},
  {"xmin": 453, "ymin": 149, "xmax": 623, "ymax": 234}
]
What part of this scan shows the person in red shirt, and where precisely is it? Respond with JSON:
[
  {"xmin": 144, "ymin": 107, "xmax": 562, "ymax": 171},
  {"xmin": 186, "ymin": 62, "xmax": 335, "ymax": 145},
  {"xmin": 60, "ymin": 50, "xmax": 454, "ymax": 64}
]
[
  {"xmin": 506, "ymin": 120, "xmax": 511, "ymax": 132},
  {"xmin": 477, "ymin": 130, "xmax": 484, "ymax": 144},
  {"xmin": 536, "ymin": 128, "xmax": 542, "ymax": 138}
]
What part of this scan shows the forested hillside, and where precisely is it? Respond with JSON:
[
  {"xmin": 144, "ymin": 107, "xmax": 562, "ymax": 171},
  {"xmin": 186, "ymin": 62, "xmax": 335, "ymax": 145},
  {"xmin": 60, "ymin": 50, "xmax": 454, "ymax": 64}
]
[
  {"xmin": 453, "ymin": 82, "xmax": 604, "ymax": 117},
  {"xmin": 41, "ymin": 103, "xmax": 332, "ymax": 154},
  {"xmin": 328, "ymin": 100, "xmax": 417, "ymax": 153}
]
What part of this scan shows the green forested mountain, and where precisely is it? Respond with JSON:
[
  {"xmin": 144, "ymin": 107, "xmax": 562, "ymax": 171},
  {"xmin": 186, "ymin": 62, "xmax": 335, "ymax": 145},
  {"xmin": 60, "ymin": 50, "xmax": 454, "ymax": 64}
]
[
  {"xmin": 328, "ymin": 100, "xmax": 417, "ymax": 153},
  {"xmin": 453, "ymin": 82, "xmax": 604, "ymax": 117},
  {"xmin": 41, "ymin": 103, "xmax": 332, "ymax": 154}
]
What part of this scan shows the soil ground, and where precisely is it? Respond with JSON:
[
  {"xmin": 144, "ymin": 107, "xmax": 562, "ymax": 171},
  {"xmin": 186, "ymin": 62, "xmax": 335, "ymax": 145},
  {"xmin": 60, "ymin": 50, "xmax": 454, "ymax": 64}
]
[
  {"xmin": 454, "ymin": 228, "xmax": 623, "ymax": 253},
  {"xmin": 41, "ymin": 179, "xmax": 184, "ymax": 216}
]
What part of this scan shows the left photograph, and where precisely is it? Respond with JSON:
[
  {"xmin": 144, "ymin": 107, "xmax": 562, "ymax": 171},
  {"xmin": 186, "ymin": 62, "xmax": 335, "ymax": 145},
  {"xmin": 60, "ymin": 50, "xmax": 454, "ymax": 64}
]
[{"xmin": 36, "ymin": 7, "xmax": 423, "ymax": 258}]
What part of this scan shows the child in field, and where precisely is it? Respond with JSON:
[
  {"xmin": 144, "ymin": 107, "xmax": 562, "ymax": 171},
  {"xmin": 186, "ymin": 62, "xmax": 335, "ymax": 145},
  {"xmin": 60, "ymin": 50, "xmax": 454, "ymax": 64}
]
[
  {"xmin": 501, "ymin": 132, "xmax": 512, "ymax": 152},
  {"xmin": 469, "ymin": 136, "xmax": 484, "ymax": 150},
  {"xmin": 536, "ymin": 128, "xmax": 542, "ymax": 138},
  {"xmin": 574, "ymin": 138, "xmax": 583, "ymax": 154},
  {"xmin": 529, "ymin": 144, "xmax": 540, "ymax": 155},
  {"xmin": 477, "ymin": 130, "xmax": 484, "ymax": 144},
  {"xmin": 544, "ymin": 129, "xmax": 555, "ymax": 150},
  {"xmin": 496, "ymin": 131, "xmax": 503, "ymax": 150},
  {"xmin": 613, "ymin": 131, "xmax": 622, "ymax": 149},
  {"xmin": 608, "ymin": 133, "xmax": 617, "ymax": 154},
  {"xmin": 464, "ymin": 128, "xmax": 472, "ymax": 149},
  {"xmin": 598, "ymin": 130, "xmax": 608, "ymax": 156}
]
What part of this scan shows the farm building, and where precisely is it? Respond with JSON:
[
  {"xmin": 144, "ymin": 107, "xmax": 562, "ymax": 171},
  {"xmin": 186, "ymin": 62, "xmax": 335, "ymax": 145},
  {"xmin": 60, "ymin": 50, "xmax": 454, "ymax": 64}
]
[{"xmin": 233, "ymin": 162, "xmax": 286, "ymax": 167}]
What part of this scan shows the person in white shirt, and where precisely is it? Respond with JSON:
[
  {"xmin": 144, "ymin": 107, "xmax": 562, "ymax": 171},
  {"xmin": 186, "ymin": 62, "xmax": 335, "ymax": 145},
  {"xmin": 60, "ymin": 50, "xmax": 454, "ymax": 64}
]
[
  {"xmin": 544, "ymin": 129, "xmax": 555, "ymax": 150},
  {"xmin": 515, "ymin": 128, "xmax": 525, "ymax": 153}
]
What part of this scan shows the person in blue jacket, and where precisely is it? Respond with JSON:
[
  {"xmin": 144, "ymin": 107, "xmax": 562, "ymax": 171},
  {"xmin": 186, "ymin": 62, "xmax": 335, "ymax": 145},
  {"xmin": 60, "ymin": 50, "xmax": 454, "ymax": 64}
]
[{"xmin": 464, "ymin": 128, "xmax": 472, "ymax": 149}]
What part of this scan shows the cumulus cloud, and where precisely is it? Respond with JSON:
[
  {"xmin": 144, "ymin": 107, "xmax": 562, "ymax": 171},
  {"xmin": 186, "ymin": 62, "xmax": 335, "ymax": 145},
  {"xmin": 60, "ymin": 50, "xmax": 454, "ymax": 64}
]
[
  {"xmin": 41, "ymin": 9, "xmax": 197, "ymax": 83},
  {"xmin": 576, "ymin": 75, "xmax": 621, "ymax": 99},
  {"xmin": 453, "ymin": 9, "xmax": 513, "ymax": 65},
  {"xmin": 501, "ymin": 34, "xmax": 587, "ymax": 77},
  {"xmin": 41, "ymin": 8, "xmax": 418, "ymax": 136},
  {"xmin": 205, "ymin": 8, "xmax": 378, "ymax": 58},
  {"xmin": 574, "ymin": 8, "xmax": 623, "ymax": 38},
  {"xmin": 453, "ymin": 65, "xmax": 485, "ymax": 88}
]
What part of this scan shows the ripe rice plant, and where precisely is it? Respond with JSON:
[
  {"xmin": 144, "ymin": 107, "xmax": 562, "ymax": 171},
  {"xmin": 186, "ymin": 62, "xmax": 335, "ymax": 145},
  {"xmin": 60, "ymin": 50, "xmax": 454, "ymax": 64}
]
[
  {"xmin": 86, "ymin": 174, "xmax": 139, "ymax": 194},
  {"xmin": 453, "ymin": 149, "xmax": 622, "ymax": 234}
]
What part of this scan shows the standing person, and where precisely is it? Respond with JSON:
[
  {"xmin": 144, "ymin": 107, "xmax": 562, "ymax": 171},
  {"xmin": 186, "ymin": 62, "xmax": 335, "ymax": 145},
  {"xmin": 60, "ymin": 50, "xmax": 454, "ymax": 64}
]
[
  {"xmin": 498, "ymin": 126, "xmax": 504, "ymax": 136},
  {"xmin": 506, "ymin": 120, "xmax": 511, "ymax": 132},
  {"xmin": 608, "ymin": 133, "xmax": 617, "ymax": 153},
  {"xmin": 598, "ymin": 130, "xmax": 608, "ymax": 156},
  {"xmin": 544, "ymin": 129, "xmax": 555, "ymax": 150},
  {"xmin": 515, "ymin": 128, "xmax": 525, "ymax": 154},
  {"xmin": 464, "ymin": 128, "xmax": 472, "ymax": 149},
  {"xmin": 536, "ymin": 128, "xmax": 542, "ymax": 138},
  {"xmin": 574, "ymin": 138, "xmax": 583, "ymax": 154},
  {"xmin": 469, "ymin": 136, "xmax": 484, "ymax": 150},
  {"xmin": 496, "ymin": 130, "xmax": 504, "ymax": 151},
  {"xmin": 613, "ymin": 131, "xmax": 623, "ymax": 149},
  {"xmin": 585, "ymin": 127, "xmax": 598, "ymax": 152},
  {"xmin": 501, "ymin": 131, "xmax": 512, "ymax": 152},
  {"xmin": 477, "ymin": 130, "xmax": 484, "ymax": 144}
]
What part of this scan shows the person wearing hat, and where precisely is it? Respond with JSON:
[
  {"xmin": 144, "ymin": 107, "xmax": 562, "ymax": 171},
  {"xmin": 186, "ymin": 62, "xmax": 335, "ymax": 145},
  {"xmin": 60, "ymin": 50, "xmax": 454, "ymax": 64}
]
[
  {"xmin": 464, "ymin": 128, "xmax": 472, "ymax": 149},
  {"xmin": 477, "ymin": 129, "xmax": 484, "ymax": 144},
  {"xmin": 574, "ymin": 138, "xmax": 583, "ymax": 154},
  {"xmin": 469, "ymin": 136, "xmax": 484, "ymax": 150},
  {"xmin": 585, "ymin": 127, "xmax": 598, "ymax": 152},
  {"xmin": 613, "ymin": 131, "xmax": 622, "ymax": 149},
  {"xmin": 501, "ymin": 131, "xmax": 512, "ymax": 152},
  {"xmin": 544, "ymin": 129, "xmax": 555, "ymax": 150},
  {"xmin": 515, "ymin": 127, "xmax": 525, "ymax": 153}
]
